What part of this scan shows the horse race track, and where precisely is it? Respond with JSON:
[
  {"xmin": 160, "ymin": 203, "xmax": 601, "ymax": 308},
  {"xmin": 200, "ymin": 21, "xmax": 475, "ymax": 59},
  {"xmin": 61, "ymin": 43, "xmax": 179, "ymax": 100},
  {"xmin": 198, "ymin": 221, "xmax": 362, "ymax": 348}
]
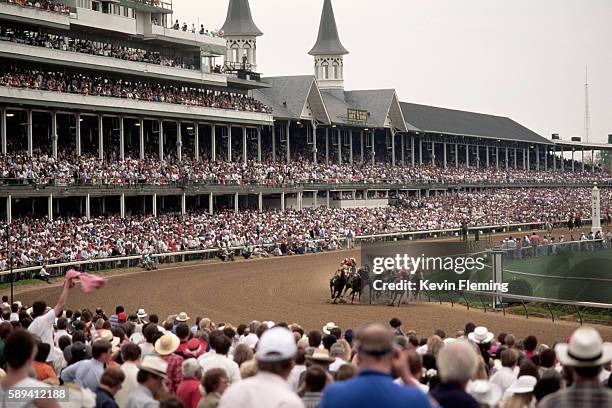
[{"xmin": 10, "ymin": 249, "xmax": 612, "ymax": 345}]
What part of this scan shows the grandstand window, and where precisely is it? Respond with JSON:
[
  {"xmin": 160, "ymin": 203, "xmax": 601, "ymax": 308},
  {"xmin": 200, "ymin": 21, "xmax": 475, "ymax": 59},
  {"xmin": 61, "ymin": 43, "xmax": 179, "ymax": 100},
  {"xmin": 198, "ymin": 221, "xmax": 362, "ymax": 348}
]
[
  {"xmin": 332, "ymin": 61, "xmax": 339, "ymax": 79},
  {"xmin": 322, "ymin": 61, "xmax": 329, "ymax": 79}
]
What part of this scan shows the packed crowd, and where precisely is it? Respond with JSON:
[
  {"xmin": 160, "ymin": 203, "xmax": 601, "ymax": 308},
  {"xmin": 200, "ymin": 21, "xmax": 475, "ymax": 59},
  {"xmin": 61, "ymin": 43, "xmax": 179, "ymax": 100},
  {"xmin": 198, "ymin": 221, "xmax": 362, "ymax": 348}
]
[
  {"xmin": 0, "ymin": 26, "xmax": 198, "ymax": 70},
  {"xmin": 0, "ymin": 285, "xmax": 610, "ymax": 407},
  {"xmin": 0, "ymin": 65, "xmax": 272, "ymax": 113},
  {"xmin": 1, "ymin": 188, "xmax": 610, "ymax": 270},
  {"xmin": 1, "ymin": 153, "xmax": 610, "ymax": 186},
  {"xmin": 1, "ymin": 0, "xmax": 70, "ymax": 14}
]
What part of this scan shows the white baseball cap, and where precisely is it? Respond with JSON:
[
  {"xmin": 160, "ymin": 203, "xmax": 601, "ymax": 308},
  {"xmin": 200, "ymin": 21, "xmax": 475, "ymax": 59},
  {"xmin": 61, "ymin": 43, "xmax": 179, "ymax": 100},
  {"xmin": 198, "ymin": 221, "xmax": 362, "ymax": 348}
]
[{"xmin": 256, "ymin": 327, "xmax": 297, "ymax": 362}]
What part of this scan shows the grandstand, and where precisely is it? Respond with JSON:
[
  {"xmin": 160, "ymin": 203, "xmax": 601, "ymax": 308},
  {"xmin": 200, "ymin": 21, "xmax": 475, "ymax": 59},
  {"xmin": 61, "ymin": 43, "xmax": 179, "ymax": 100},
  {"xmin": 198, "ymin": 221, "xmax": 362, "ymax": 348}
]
[{"xmin": 0, "ymin": 1, "xmax": 611, "ymax": 284}]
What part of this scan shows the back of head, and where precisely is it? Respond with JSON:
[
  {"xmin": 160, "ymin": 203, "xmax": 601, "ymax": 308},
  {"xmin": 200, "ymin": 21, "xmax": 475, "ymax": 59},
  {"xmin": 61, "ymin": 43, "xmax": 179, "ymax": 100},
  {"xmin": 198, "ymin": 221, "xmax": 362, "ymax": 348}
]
[
  {"xmin": 308, "ymin": 330, "xmax": 322, "ymax": 348},
  {"xmin": 35, "ymin": 342, "xmax": 51, "ymax": 363},
  {"xmin": 92, "ymin": 341, "xmax": 112, "ymax": 360},
  {"xmin": 175, "ymin": 323, "xmax": 190, "ymax": 340},
  {"xmin": 202, "ymin": 367, "xmax": 228, "ymax": 394},
  {"xmin": 356, "ymin": 323, "xmax": 394, "ymax": 367},
  {"xmin": 100, "ymin": 367, "xmax": 125, "ymax": 388},
  {"xmin": 212, "ymin": 333, "xmax": 231, "ymax": 355},
  {"xmin": 32, "ymin": 301, "xmax": 46, "ymax": 318},
  {"xmin": 437, "ymin": 340, "xmax": 478, "ymax": 386},
  {"xmin": 501, "ymin": 348, "xmax": 519, "ymax": 368},
  {"xmin": 533, "ymin": 377, "xmax": 561, "ymax": 402},
  {"xmin": 121, "ymin": 342, "xmax": 141, "ymax": 362},
  {"xmin": 5, "ymin": 329, "xmax": 36, "ymax": 370},
  {"xmin": 406, "ymin": 349, "xmax": 423, "ymax": 377},
  {"xmin": 305, "ymin": 365, "xmax": 327, "ymax": 392}
]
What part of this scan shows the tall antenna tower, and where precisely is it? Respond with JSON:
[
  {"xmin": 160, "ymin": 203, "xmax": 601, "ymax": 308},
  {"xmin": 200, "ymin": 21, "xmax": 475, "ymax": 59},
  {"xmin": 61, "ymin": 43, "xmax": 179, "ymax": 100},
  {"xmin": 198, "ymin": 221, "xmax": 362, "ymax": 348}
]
[{"xmin": 583, "ymin": 66, "xmax": 591, "ymax": 143}]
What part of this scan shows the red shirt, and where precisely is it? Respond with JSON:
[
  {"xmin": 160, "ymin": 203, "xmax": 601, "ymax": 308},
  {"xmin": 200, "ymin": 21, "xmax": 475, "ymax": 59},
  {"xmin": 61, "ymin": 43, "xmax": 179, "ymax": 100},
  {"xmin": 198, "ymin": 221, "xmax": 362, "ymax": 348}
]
[
  {"xmin": 161, "ymin": 353, "xmax": 184, "ymax": 395},
  {"xmin": 176, "ymin": 378, "xmax": 202, "ymax": 408}
]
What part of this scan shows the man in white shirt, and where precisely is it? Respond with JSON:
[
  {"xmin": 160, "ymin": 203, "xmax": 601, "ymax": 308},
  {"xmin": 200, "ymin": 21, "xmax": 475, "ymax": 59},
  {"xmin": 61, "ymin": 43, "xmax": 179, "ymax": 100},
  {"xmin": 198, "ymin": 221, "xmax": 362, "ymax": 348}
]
[
  {"xmin": 115, "ymin": 343, "xmax": 142, "ymax": 407},
  {"xmin": 54, "ymin": 317, "xmax": 71, "ymax": 347},
  {"xmin": 28, "ymin": 276, "xmax": 73, "ymax": 364},
  {"xmin": 219, "ymin": 327, "xmax": 303, "ymax": 408},
  {"xmin": 328, "ymin": 343, "xmax": 347, "ymax": 372},
  {"xmin": 198, "ymin": 333, "xmax": 241, "ymax": 384},
  {"xmin": 489, "ymin": 348, "xmax": 518, "ymax": 394}
]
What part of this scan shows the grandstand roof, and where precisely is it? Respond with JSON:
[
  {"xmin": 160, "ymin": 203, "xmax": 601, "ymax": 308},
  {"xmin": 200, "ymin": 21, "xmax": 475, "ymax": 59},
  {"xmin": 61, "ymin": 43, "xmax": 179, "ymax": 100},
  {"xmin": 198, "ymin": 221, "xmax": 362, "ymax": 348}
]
[
  {"xmin": 221, "ymin": 0, "xmax": 263, "ymax": 37},
  {"xmin": 255, "ymin": 76, "xmax": 330, "ymax": 124},
  {"xmin": 399, "ymin": 102, "xmax": 552, "ymax": 144},
  {"xmin": 309, "ymin": 0, "xmax": 349, "ymax": 56}
]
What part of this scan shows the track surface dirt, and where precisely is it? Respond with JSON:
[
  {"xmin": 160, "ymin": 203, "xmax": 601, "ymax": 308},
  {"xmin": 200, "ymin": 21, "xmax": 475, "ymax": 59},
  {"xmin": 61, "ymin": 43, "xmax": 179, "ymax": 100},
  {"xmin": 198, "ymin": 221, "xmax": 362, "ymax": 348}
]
[{"xmin": 9, "ymin": 248, "xmax": 612, "ymax": 345}]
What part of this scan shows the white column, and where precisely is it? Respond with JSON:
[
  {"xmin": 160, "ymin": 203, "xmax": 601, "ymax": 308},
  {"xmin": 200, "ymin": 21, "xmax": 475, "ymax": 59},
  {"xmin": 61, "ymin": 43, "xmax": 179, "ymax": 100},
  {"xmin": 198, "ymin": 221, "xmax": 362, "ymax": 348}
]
[
  {"xmin": 120, "ymin": 194, "xmax": 126, "ymax": 219},
  {"xmin": 181, "ymin": 193, "xmax": 186, "ymax": 215},
  {"xmin": 486, "ymin": 146, "xmax": 490, "ymax": 167},
  {"xmin": 337, "ymin": 129, "xmax": 342, "ymax": 164},
  {"xmin": 411, "ymin": 136, "xmax": 415, "ymax": 166},
  {"xmin": 280, "ymin": 192, "xmax": 285, "ymax": 210},
  {"xmin": 443, "ymin": 142, "xmax": 447, "ymax": 168},
  {"xmin": 561, "ymin": 147, "xmax": 564, "ymax": 171},
  {"xmin": 465, "ymin": 144, "xmax": 470, "ymax": 167},
  {"xmin": 177, "ymin": 122, "xmax": 182, "ymax": 162},
  {"xmin": 390, "ymin": 129, "xmax": 395, "ymax": 166},
  {"xmin": 371, "ymin": 132, "xmax": 375, "ymax": 165},
  {"xmin": 208, "ymin": 193, "xmax": 213, "ymax": 215},
  {"xmin": 582, "ymin": 148, "xmax": 585, "ymax": 172},
  {"xmin": 48, "ymin": 194, "xmax": 53, "ymax": 220},
  {"xmin": 401, "ymin": 133, "xmax": 405, "ymax": 165},
  {"xmin": 6, "ymin": 195, "xmax": 11, "ymax": 223},
  {"xmin": 27, "ymin": 109, "xmax": 33, "ymax": 157},
  {"xmin": 51, "ymin": 111, "xmax": 58, "ymax": 159},
  {"xmin": 523, "ymin": 148, "xmax": 527, "ymax": 170},
  {"xmin": 297, "ymin": 191, "xmax": 303, "ymax": 211},
  {"xmin": 455, "ymin": 143, "xmax": 459, "ymax": 167},
  {"xmin": 119, "ymin": 116, "xmax": 125, "ymax": 160},
  {"xmin": 258, "ymin": 192, "xmax": 263, "ymax": 211},
  {"xmin": 360, "ymin": 131, "xmax": 364, "ymax": 164},
  {"xmin": 349, "ymin": 130, "xmax": 353, "ymax": 164},
  {"xmin": 495, "ymin": 147, "xmax": 499, "ymax": 170},
  {"xmin": 286, "ymin": 121, "xmax": 291, "ymax": 163},
  {"xmin": 431, "ymin": 140, "xmax": 435, "ymax": 166},
  {"xmin": 195, "ymin": 123, "xmax": 200, "ymax": 161},
  {"xmin": 211, "ymin": 124, "xmax": 216, "ymax": 162},
  {"xmin": 158, "ymin": 120, "xmax": 164, "ymax": 161},
  {"xmin": 227, "ymin": 125, "xmax": 232, "ymax": 162},
  {"xmin": 536, "ymin": 146, "xmax": 540, "ymax": 171},
  {"xmin": 312, "ymin": 122, "xmax": 318, "ymax": 164},
  {"xmin": 527, "ymin": 147, "xmax": 531, "ymax": 170},
  {"xmin": 98, "ymin": 114, "xmax": 104, "ymax": 160},
  {"xmin": 85, "ymin": 194, "xmax": 91, "ymax": 220},
  {"xmin": 257, "ymin": 126, "xmax": 262, "ymax": 162},
  {"xmin": 153, "ymin": 193, "xmax": 157, "ymax": 216},
  {"xmin": 326, "ymin": 190, "xmax": 330, "ymax": 207},
  {"xmin": 76, "ymin": 113, "xmax": 81, "ymax": 157},
  {"xmin": 419, "ymin": 139, "xmax": 423, "ymax": 165},
  {"xmin": 136, "ymin": 116, "xmax": 144, "ymax": 160},
  {"xmin": 553, "ymin": 147, "xmax": 556, "ymax": 171},
  {"xmin": 505, "ymin": 147, "xmax": 509, "ymax": 169},
  {"xmin": 592, "ymin": 184, "xmax": 602, "ymax": 234},
  {"xmin": 242, "ymin": 126, "xmax": 247, "ymax": 163},
  {"xmin": 514, "ymin": 148, "xmax": 517, "ymax": 169},
  {"xmin": 0, "ymin": 108, "xmax": 6, "ymax": 154},
  {"xmin": 476, "ymin": 144, "xmax": 480, "ymax": 168}
]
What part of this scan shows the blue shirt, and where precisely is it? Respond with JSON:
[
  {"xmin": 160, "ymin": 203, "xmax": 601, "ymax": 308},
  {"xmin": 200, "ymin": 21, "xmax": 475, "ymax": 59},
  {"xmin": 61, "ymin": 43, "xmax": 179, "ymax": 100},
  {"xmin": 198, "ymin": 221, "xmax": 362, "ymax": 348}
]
[
  {"xmin": 430, "ymin": 383, "xmax": 479, "ymax": 408},
  {"xmin": 319, "ymin": 369, "xmax": 434, "ymax": 408},
  {"xmin": 61, "ymin": 358, "xmax": 105, "ymax": 391},
  {"xmin": 95, "ymin": 387, "xmax": 119, "ymax": 408}
]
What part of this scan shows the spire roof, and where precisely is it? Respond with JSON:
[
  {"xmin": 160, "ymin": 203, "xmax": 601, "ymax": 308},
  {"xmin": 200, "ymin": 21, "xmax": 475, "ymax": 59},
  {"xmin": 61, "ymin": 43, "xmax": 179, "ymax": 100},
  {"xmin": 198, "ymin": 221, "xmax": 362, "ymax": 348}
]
[
  {"xmin": 309, "ymin": 0, "xmax": 348, "ymax": 56},
  {"xmin": 221, "ymin": 0, "xmax": 263, "ymax": 37}
]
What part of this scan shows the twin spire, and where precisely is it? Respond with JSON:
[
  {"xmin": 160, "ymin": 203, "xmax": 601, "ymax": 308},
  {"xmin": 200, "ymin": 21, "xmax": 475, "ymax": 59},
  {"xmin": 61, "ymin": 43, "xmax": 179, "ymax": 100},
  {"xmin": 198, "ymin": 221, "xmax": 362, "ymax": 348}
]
[
  {"xmin": 309, "ymin": 0, "xmax": 349, "ymax": 56},
  {"xmin": 221, "ymin": 0, "xmax": 263, "ymax": 37}
]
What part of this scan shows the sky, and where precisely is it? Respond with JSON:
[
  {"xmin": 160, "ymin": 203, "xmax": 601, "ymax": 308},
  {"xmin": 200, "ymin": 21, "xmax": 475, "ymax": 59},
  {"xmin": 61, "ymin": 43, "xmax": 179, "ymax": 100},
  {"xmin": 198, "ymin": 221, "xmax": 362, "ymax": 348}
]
[{"xmin": 173, "ymin": 0, "xmax": 612, "ymax": 144}]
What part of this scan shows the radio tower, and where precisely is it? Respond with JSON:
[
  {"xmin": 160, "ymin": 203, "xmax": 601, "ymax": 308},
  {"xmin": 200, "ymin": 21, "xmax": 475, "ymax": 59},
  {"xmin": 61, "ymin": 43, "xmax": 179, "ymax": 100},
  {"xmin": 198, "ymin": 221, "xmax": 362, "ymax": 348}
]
[{"xmin": 583, "ymin": 66, "xmax": 591, "ymax": 143}]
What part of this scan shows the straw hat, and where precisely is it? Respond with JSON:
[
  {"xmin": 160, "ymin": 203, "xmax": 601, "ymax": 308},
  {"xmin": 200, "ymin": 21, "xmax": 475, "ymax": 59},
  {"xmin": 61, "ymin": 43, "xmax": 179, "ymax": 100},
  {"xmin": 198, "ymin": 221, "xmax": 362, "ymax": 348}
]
[
  {"xmin": 154, "ymin": 334, "xmax": 180, "ymax": 356},
  {"xmin": 556, "ymin": 327, "xmax": 612, "ymax": 367},
  {"xmin": 305, "ymin": 348, "xmax": 335, "ymax": 364},
  {"xmin": 322, "ymin": 322, "xmax": 338, "ymax": 335},
  {"xmin": 468, "ymin": 326, "xmax": 494, "ymax": 344},
  {"xmin": 175, "ymin": 312, "xmax": 190, "ymax": 322}
]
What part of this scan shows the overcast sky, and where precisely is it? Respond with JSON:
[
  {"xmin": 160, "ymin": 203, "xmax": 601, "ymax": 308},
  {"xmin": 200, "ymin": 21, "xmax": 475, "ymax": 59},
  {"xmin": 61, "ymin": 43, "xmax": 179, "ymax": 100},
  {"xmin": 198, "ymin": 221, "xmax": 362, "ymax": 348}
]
[{"xmin": 174, "ymin": 0, "xmax": 612, "ymax": 144}]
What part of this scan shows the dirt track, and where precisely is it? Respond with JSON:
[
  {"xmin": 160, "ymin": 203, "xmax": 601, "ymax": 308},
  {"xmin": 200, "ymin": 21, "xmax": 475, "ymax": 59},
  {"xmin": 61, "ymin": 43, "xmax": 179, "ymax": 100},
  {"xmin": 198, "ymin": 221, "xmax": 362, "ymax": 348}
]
[{"xmin": 8, "ymin": 249, "xmax": 612, "ymax": 345}]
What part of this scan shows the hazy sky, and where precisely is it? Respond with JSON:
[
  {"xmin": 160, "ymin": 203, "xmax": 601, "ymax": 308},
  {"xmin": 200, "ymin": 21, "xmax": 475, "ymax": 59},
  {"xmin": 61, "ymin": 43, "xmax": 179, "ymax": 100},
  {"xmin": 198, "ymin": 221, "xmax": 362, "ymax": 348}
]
[{"xmin": 174, "ymin": 0, "xmax": 612, "ymax": 143}]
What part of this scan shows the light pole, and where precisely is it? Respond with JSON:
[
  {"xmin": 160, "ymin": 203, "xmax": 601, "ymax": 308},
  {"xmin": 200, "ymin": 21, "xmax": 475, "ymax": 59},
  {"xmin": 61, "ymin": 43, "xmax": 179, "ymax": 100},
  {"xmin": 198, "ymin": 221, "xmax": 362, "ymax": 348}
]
[{"xmin": 4, "ymin": 224, "xmax": 13, "ymax": 304}]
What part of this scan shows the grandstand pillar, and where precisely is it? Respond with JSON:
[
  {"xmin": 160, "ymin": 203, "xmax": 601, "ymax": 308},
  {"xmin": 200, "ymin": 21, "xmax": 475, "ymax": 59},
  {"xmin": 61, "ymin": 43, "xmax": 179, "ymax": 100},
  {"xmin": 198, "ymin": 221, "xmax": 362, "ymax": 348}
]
[
  {"xmin": 485, "ymin": 146, "xmax": 489, "ymax": 167},
  {"xmin": 443, "ymin": 142, "xmax": 447, "ymax": 168},
  {"xmin": 211, "ymin": 124, "xmax": 216, "ymax": 162},
  {"xmin": 527, "ymin": 147, "xmax": 531, "ymax": 170},
  {"xmin": 281, "ymin": 192, "xmax": 285, "ymax": 210},
  {"xmin": 592, "ymin": 150, "xmax": 595, "ymax": 174},
  {"xmin": 120, "ymin": 194, "xmax": 125, "ymax": 219},
  {"xmin": 119, "ymin": 116, "xmax": 125, "ymax": 161},
  {"xmin": 181, "ymin": 193, "xmax": 186, "ymax": 216},
  {"xmin": 51, "ymin": 111, "xmax": 58, "ymax": 159},
  {"xmin": 360, "ymin": 131, "xmax": 364, "ymax": 164},
  {"xmin": 27, "ymin": 109, "xmax": 33, "ymax": 157},
  {"xmin": 390, "ymin": 129, "xmax": 395, "ymax": 166},
  {"xmin": 552, "ymin": 146, "xmax": 556, "ymax": 171},
  {"xmin": 475, "ymin": 144, "xmax": 479, "ymax": 168},
  {"xmin": 371, "ymin": 132, "xmax": 375, "ymax": 165},
  {"xmin": 349, "ymin": 130, "xmax": 353, "ymax": 164},
  {"xmin": 418, "ymin": 139, "xmax": 423, "ymax": 165},
  {"xmin": 258, "ymin": 126, "xmax": 262, "ymax": 163},
  {"xmin": 286, "ymin": 121, "xmax": 291, "ymax": 163},
  {"xmin": 560, "ymin": 146, "xmax": 564, "ymax": 171},
  {"xmin": 495, "ymin": 146, "xmax": 499, "ymax": 170},
  {"xmin": 313, "ymin": 191, "xmax": 318, "ymax": 207},
  {"xmin": 505, "ymin": 147, "xmax": 509, "ymax": 170},
  {"xmin": 337, "ymin": 129, "xmax": 342, "ymax": 164},
  {"xmin": 514, "ymin": 148, "xmax": 517, "ymax": 169},
  {"xmin": 102, "ymin": 197, "xmax": 106, "ymax": 214},
  {"xmin": 48, "ymin": 194, "xmax": 53, "ymax": 221},
  {"xmin": 76, "ymin": 113, "xmax": 82, "ymax": 157},
  {"xmin": 571, "ymin": 150, "xmax": 575, "ymax": 171},
  {"xmin": 242, "ymin": 126, "xmax": 247, "ymax": 163},
  {"xmin": 581, "ymin": 148, "xmax": 584, "ymax": 171},
  {"xmin": 177, "ymin": 122, "xmax": 182, "ymax": 162},
  {"xmin": 0, "ymin": 108, "xmax": 6, "ymax": 155},
  {"xmin": 136, "ymin": 116, "xmax": 144, "ymax": 160},
  {"xmin": 208, "ymin": 193, "xmax": 213, "ymax": 215},
  {"xmin": 297, "ymin": 191, "xmax": 303, "ymax": 210},
  {"xmin": 400, "ymin": 133, "xmax": 405, "ymax": 165},
  {"xmin": 85, "ymin": 194, "xmax": 90, "ymax": 220},
  {"xmin": 271, "ymin": 124, "xmax": 276, "ymax": 162},
  {"xmin": 98, "ymin": 114, "xmax": 104, "ymax": 160},
  {"xmin": 195, "ymin": 123, "xmax": 200, "ymax": 161},
  {"xmin": 410, "ymin": 136, "xmax": 415, "ymax": 166},
  {"xmin": 158, "ymin": 120, "xmax": 164, "ymax": 161},
  {"xmin": 326, "ymin": 190, "xmax": 330, "ymax": 207},
  {"xmin": 535, "ymin": 145, "xmax": 540, "ymax": 171},
  {"xmin": 6, "ymin": 196, "xmax": 11, "ymax": 224},
  {"xmin": 465, "ymin": 144, "xmax": 470, "ymax": 168},
  {"xmin": 258, "ymin": 192, "xmax": 263, "ymax": 211},
  {"xmin": 227, "ymin": 125, "xmax": 232, "ymax": 162},
  {"xmin": 431, "ymin": 140, "xmax": 435, "ymax": 166}
]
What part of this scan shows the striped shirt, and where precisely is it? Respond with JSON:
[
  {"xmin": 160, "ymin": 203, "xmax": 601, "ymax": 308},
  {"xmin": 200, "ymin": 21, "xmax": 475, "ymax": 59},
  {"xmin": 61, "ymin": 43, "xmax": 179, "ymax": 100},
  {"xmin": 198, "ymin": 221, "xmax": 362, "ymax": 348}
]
[{"xmin": 539, "ymin": 381, "xmax": 612, "ymax": 408}]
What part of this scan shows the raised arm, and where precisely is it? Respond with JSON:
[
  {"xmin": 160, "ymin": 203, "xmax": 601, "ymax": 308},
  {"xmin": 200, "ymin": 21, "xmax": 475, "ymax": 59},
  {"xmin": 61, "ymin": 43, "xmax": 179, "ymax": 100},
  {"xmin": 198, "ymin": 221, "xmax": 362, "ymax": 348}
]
[{"xmin": 53, "ymin": 277, "xmax": 73, "ymax": 317}]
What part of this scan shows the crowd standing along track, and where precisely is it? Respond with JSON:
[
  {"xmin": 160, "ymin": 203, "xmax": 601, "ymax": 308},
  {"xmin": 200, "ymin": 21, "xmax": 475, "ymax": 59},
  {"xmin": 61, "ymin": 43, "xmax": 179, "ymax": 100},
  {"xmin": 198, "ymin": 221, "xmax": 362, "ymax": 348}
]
[{"xmin": 9, "ymin": 247, "xmax": 612, "ymax": 346}]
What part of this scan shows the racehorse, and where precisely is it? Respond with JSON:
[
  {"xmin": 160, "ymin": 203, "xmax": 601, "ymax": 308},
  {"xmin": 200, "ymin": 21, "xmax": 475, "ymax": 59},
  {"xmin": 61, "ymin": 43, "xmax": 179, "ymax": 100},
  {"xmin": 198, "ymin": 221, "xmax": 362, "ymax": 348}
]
[
  {"xmin": 345, "ymin": 272, "xmax": 362, "ymax": 303},
  {"xmin": 330, "ymin": 269, "xmax": 347, "ymax": 303}
]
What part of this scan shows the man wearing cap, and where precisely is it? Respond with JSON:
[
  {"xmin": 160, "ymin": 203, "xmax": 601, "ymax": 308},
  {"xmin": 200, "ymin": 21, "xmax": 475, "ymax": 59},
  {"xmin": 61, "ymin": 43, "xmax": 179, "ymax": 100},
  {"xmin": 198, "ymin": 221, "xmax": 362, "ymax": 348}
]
[
  {"xmin": 219, "ymin": 327, "xmax": 303, "ymax": 408},
  {"xmin": 125, "ymin": 355, "xmax": 168, "ymax": 408},
  {"xmin": 319, "ymin": 323, "xmax": 433, "ymax": 408},
  {"xmin": 539, "ymin": 327, "xmax": 612, "ymax": 408}
]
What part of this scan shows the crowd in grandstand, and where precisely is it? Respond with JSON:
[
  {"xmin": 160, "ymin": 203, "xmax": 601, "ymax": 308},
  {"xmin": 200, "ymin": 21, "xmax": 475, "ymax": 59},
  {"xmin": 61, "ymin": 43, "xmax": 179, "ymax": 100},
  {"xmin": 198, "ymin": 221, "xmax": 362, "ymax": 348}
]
[
  {"xmin": 168, "ymin": 19, "xmax": 222, "ymax": 38},
  {"xmin": 0, "ymin": 65, "xmax": 272, "ymax": 113},
  {"xmin": 0, "ymin": 26, "xmax": 198, "ymax": 70},
  {"xmin": 1, "ymin": 152, "xmax": 610, "ymax": 186},
  {"xmin": 0, "ymin": 285, "xmax": 610, "ymax": 407},
  {"xmin": 1, "ymin": 188, "xmax": 610, "ymax": 270},
  {"xmin": 1, "ymin": 0, "xmax": 69, "ymax": 14}
]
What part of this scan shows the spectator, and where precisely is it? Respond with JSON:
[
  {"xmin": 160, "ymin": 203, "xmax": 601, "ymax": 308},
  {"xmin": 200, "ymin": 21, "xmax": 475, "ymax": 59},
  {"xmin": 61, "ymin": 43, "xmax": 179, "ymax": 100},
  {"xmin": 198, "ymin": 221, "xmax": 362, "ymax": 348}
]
[
  {"xmin": 115, "ymin": 342, "xmax": 142, "ymax": 407},
  {"xmin": 489, "ymin": 348, "xmax": 519, "ymax": 394},
  {"xmin": 198, "ymin": 331, "xmax": 240, "ymax": 384},
  {"xmin": 301, "ymin": 366, "xmax": 327, "ymax": 408},
  {"xmin": 504, "ymin": 375, "xmax": 537, "ymax": 408},
  {"xmin": 125, "ymin": 355, "xmax": 168, "ymax": 408},
  {"xmin": 154, "ymin": 333, "xmax": 184, "ymax": 395},
  {"xmin": 61, "ymin": 340, "xmax": 113, "ymax": 391},
  {"xmin": 95, "ymin": 367, "xmax": 126, "ymax": 408},
  {"xmin": 198, "ymin": 367, "xmax": 229, "ymax": 408},
  {"xmin": 430, "ymin": 340, "xmax": 480, "ymax": 408},
  {"xmin": 177, "ymin": 359, "xmax": 202, "ymax": 408}
]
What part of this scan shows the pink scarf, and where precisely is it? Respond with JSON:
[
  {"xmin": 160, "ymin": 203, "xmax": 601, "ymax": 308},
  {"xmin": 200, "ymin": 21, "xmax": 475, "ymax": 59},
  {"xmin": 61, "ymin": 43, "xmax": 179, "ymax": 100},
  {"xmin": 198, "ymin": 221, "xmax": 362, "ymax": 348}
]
[{"xmin": 65, "ymin": 269, "xmax": 107, "ymax": 293}]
